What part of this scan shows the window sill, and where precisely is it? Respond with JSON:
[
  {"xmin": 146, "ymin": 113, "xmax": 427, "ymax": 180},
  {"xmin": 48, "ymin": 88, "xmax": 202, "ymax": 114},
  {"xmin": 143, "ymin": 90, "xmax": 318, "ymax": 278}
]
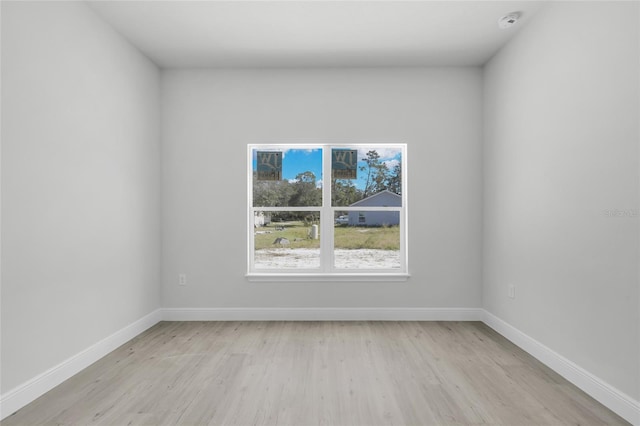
[{"xmin": 246, "ymin": 273, "xmax": 410, "ymax": 282}]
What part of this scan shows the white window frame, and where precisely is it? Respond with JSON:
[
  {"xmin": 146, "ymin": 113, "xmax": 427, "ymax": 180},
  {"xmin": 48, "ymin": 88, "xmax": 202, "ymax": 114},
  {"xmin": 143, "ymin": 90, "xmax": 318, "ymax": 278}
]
[{"xmin": 247, "ymin": 143, "xmax": 409, "ymax": 282}]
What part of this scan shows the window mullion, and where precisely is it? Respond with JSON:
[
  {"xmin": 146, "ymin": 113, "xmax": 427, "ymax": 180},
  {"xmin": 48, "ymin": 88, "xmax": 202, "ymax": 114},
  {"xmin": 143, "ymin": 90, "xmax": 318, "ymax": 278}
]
[{"xmin": 321, "ymin": 146, "xmax": 333, "ymax": 273}]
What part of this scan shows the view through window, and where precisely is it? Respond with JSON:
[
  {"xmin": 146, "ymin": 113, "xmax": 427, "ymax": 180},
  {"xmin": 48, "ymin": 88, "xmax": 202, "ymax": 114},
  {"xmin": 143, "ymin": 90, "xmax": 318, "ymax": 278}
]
[{"xmin": 248, "ymin": 144, "xmax": 407, "ymax": 276}]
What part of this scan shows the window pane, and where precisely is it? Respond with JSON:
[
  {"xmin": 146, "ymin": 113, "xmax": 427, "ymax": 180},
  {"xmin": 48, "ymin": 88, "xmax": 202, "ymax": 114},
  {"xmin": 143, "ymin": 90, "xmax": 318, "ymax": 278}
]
[
  {"xmin": 334, "ymin": 212, "xmax": 400, "ymax": 269},
  {"xmin": 253, "ymin": 148, "xmax": 323, "ymax": 207},
  {"xmin": 254, "ymin": 212, "xmax": 321, "ymax": 269},
  {"xmin": 332, "ymin": 147, "xmax": 402, "ymax": 207}
]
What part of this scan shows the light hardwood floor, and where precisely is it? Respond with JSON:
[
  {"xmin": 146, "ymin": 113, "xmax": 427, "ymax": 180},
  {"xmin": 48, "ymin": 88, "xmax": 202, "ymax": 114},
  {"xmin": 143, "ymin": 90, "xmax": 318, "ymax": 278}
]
[{"xmin": 3, "ymin": 321, "xmax": 629, "ymax": 426}]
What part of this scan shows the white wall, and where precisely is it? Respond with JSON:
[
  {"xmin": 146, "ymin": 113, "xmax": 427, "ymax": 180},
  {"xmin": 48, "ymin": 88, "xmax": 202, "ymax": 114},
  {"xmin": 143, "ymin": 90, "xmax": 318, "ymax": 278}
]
[
  {"xmin": 484, "ymin": 2, "xmax": 639, "ymax": 400},
  {"xmin": 161, "ymin": 68, "xmax": 483, "ymax": 309},
  {"xmin": 1, "ymin": 1, "xmax": 161, "ymax": 393}
]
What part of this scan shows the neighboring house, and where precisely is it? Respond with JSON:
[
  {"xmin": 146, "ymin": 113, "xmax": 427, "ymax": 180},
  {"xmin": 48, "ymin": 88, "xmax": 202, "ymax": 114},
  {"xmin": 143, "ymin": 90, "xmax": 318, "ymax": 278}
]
[
  {"xmin": 348, "ymin": 190, "xmax": 401, "ymax": 226},
  {"xmin": 254, "ymin": 211, "xmax": 272, "ymax": 227}
]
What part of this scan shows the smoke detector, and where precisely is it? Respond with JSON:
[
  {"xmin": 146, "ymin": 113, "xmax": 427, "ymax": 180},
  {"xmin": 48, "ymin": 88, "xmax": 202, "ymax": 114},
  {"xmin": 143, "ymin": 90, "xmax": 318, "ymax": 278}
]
[{"xmin": 498, "ymin": 12, "xmax": 520, "ymax": 29}]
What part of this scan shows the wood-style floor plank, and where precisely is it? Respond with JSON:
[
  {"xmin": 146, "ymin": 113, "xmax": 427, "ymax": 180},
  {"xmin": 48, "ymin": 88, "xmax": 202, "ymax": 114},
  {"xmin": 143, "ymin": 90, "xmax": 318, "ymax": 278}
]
[{"xmin": 3, "ymin": 321, "xmax": 629, "ymax": 426}]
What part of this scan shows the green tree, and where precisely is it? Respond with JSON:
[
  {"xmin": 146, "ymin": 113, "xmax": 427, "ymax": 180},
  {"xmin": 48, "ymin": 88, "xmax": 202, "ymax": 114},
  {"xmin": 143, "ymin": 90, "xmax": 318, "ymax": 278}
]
[
  {"xmin": 253, "ymin": 172, "xmax": 292, "ymax": 207},
  {"xmin": 289, "ymin": 171, "xmax": 322, "ymax": 207},
  {"xmin": 360, "ymin": 150, "xmax": 390, "ymax": 197},
  {"xmin": 386, "ymin": 162, "xmax": 402, "ymax": 195},
  {"xmin": 331, "ymin": 179, "xmax": 362, "ymax": 206},
  {"xmin": 372, "ymin": 163, "xmax": 389, "ymax": 194}
]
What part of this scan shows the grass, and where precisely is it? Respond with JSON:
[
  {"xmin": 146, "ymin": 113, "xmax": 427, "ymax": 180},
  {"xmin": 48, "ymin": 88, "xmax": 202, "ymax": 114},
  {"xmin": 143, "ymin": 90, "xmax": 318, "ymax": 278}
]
[
  {"xmin": 254, "ymin": 221, "xmax": 399, "ymax": 250},
  {"xmin": 334, "ymin": 224, "xmax": 399, "ymax": 250},
  {"xmin": 254, "ymin": 221, "xmax": 320, "ymax": 250}
]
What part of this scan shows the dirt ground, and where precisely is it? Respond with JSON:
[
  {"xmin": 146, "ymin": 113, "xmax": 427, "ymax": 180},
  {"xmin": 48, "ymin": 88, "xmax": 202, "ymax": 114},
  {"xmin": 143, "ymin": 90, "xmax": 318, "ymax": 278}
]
[{"xmin": 254, "ymin": 248, "xmax": 400, "ymax": 269}]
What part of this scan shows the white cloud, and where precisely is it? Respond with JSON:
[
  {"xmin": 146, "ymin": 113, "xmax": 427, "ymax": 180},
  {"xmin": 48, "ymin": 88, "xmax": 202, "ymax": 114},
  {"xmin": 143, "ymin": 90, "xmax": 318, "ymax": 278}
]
[
  {"xmin": 316, "ymin": 179, "xmax": 323, "ymax": 189},
  {"xmin": 383, "ymin": 159, "xmax": 400, "ymax": 170},
  {"xmin": 356, "ymin": 147, "xmax": 401, "ymax": 161}
]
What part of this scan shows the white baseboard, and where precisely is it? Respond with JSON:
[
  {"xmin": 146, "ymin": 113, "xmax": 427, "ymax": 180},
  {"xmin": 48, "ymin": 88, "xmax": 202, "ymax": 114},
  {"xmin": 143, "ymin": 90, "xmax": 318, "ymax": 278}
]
[
  {"xmin": 0, "ymin": 309, "xmax": 162, "ymax": 421},
  {"xmin": 482, "ymin": 310, "xmax": 640, "ymax": 426},
  {"xmin": 161, "ymin": 307, "xmax": 483, "ymax": 321}
]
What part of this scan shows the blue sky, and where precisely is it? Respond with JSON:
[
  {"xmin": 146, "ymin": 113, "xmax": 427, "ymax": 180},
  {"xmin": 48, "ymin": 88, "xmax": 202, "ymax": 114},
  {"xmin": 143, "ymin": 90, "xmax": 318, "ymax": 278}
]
[{"xmin": 253, "ymin": 147, "xmax": 401, "ymax": 190}]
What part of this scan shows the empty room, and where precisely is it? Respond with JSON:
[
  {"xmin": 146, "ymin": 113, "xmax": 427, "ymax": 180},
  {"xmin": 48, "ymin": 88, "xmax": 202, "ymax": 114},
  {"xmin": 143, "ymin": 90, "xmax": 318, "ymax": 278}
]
[{"xmin": 1, "ymin": 1, "xmax": 639, "ymax": 425}]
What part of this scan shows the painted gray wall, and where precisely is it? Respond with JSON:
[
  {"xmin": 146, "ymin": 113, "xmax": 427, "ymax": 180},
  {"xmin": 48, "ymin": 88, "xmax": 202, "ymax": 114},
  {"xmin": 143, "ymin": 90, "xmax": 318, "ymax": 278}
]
[
  {"xmin": 161, "ymin": 68, "xmax": 483, "ymax": 308},
  {"xmin": 483, "ymin": 2, "xmax": 639, "ymax": 399},
  {"xmin": 1, "ymin": 2, "xmax": 161, "ymax": 392}
]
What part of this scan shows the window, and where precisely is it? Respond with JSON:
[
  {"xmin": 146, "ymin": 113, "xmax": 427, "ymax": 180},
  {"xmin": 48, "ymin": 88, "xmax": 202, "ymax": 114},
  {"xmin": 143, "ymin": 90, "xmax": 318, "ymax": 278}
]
[{"xmin": 247, "ymin": 144, "xmax": 407, "ymax": 280}]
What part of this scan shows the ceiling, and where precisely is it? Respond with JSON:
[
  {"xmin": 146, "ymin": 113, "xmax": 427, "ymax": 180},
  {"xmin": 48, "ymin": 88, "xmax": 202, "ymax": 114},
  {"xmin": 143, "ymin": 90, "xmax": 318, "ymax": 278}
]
[{"xmin": 87, "ymin": 1, "xmax": 545, "ymax": 68}]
